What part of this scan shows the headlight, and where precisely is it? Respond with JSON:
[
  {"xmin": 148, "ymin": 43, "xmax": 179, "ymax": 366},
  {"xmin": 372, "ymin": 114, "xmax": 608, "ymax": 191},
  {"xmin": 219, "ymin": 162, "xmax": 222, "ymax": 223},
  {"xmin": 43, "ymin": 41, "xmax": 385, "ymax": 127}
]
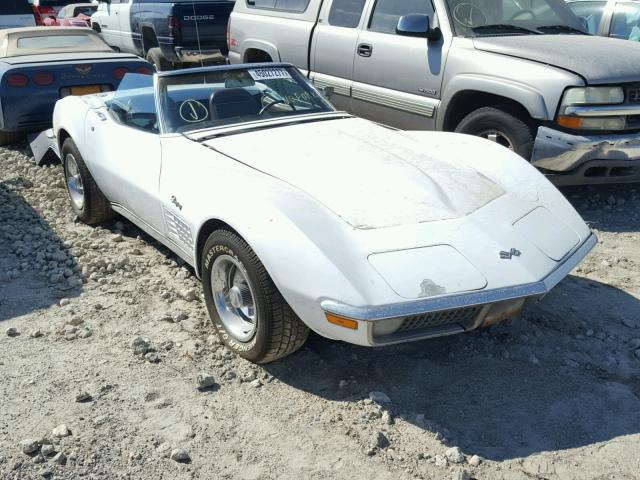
[
  {"xmin": 557, "ymin": 86, "xmax": 626, "ymax": 130},
  {"xmin": 562, "ymin": 86, "xmax": 624, "ymax": 105}
]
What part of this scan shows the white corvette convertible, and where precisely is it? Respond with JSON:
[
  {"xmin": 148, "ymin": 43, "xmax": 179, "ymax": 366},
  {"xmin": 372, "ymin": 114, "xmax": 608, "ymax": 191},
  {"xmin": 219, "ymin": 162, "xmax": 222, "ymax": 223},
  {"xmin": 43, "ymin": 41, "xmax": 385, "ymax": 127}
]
[{"xmin": 50, "ymin": 64, "xmax": 595, "ymax": 363}]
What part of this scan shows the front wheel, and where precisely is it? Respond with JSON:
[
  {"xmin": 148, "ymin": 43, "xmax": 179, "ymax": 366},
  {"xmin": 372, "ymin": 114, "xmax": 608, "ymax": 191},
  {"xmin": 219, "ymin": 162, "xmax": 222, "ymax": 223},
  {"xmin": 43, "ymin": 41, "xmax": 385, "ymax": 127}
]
[
  {"xmin": 201, "ymin": 230, "xmax": 309, "ymax": 363},
  {"xmin": 454, "ymin": 106, "xmax": 535, "ymax": 159}
]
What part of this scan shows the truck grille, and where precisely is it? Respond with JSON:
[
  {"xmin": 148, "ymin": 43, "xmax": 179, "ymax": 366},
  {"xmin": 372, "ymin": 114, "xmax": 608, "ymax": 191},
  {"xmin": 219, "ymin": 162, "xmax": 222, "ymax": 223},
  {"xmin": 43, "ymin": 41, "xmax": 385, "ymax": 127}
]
[
  {"xmin": 627, "ymin": 87, "xmax": 640, "ymax": 103},
  {"xmin": 397, "ymin": 305, "xmax": 483, "ymax": 333}
]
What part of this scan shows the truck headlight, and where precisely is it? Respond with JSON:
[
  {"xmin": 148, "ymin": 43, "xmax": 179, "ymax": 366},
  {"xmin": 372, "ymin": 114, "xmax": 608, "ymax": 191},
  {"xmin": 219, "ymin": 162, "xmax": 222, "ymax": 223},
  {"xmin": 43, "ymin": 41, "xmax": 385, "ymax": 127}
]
[{"xmin": 557, "ymin": 86, "xmax": 626, "ymax": 130}]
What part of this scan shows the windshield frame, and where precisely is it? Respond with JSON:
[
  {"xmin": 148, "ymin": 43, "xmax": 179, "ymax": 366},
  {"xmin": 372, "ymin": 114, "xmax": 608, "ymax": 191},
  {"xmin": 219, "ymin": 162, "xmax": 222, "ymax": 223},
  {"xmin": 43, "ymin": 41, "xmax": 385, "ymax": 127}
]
[
  {"xmin": 441, "ymin": 0, "xmax": 587, "ymax": 37},
  {"xmin": 154, "ymin": 63, "xmax": 336, "ymax": 136}
]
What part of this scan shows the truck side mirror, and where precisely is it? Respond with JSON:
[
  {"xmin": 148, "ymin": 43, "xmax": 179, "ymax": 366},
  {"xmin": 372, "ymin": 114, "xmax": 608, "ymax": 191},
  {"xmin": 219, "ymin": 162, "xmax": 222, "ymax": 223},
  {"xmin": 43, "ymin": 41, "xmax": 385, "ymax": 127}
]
[{"xmin": 397, "ymin": 14, "xmax": 442, "ymax": 41}]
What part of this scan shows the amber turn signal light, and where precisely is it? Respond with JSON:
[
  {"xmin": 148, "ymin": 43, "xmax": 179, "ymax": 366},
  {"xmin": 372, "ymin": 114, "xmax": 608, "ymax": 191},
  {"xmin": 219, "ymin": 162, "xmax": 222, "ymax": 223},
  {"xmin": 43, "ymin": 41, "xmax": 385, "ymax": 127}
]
[
  {"xmin": 325, "ymin": 313, "xmax": 359, "ymax": 330},
  {"xmin": 556, "ymin": 115, "xmax": 583, "ymax": 129}
]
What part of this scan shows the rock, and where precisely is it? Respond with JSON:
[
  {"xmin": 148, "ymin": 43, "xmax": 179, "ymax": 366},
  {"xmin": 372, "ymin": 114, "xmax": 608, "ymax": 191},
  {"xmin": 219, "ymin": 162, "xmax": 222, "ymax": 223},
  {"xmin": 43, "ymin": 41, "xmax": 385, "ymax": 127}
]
[
  {"xmin": 29, "ymin": 329, "xmax": 44, "ymax": 338},
  {"xmin": 374, "ymin": 431, "xmax": 390, "ymax": 449},
  {"xmin": 528, "ymin": 355, "xmax": 540, "ymax": 365},
  {"xmin": 338, "ymin": 379, "xmax": 348, "ymax": 388},
  {"xmin": 65, "ymin": 317, "xmax": 84, "ymax": 326},
  {"xmin": 196, "ymin": 373, "xmax": 216, "ymax": 390},
  {"xmin": 634, "ymin": 349, "xmax": 640, "ymax": 360},
  {"xmin": 53, "ymin": 452, "xmax": 66, "ymax": 465},
  {"xmin": 180, "ymin": 289, "xmax": 198, "ymax": 302},
  {"xmin": 75, "ymin": 391, "xmax": 92, "ymax": 403},
  {"xmin": 451, "ymin": 469, "xmax": 471, "ymax": 480},
  {"xmin": 174, "ymin": 312, "xmax": 189, "ymax": 322},
  {"xmin": 170, "ymin": 448, "xmax": 190, "ymax": 463},
  {"xmin": 622, "ymin": 317, "xmax": 639, "ymax": 329},
  {"xmin": 38, "ymin": 467, "xmax": 52, "ymax": 478},
  {"xmin": 156, "ymin": 442, "xmax": 172, "ymax": 458},
  {"xmin": 445, "ymin": 446, "xmax": 465, "ymax": 464},
  {"xmin": 369, "ymin": 391, "xmax": 392, "ymax": 404},
  {"xmin": 78, "ymin": 329, "xmax": 92, "ymax": 339},
  {"xmin": 381, "ymin": 411, "xmax": 393, "ymax": 425},
  {"xmin": 130, "ymin": 336, "xmax": 150, "ymax": 355},
  {"xmin": 51, "ymin": 424, "xmax": 71, "ymax": 438},
  {"xmin": 145, "ymin": 352, "xmax": 160, "ymax": 363},
  {"xmin": 59, "ymin": 298, "xmax": 70, "ymax": 307},
  {"xmin": 40, "ymin": 445, "xmax": 55, "ymax": 456},
  {"xmin": 564, "ymin": 358, "xmax": 580, "ymax": 368},
  {"xmin": 32, "ymin": 454, "xmax": 45, "ymax": 464},
  {"xmin": 468, "ymin": 454, "xmax": 482, "ymax": 467},
  {"xmin": 6, "ymin": 327, "xmax": 20, "ymax": 337},
  {"xmin": 434, "ymin": 454, "xmax": 448, "ymax": 467},
  {"xmin": 20, "ymin": 438, "xmax": 40, "ymax": 454},
  {"xmin": 250, "ymin": 379, "xmax": 262, "ymax": 388},
  {"xmin": 93, "ymin": 415, "xmax": 109, "ymax": 426},
  {"xmin": 111, "ymin": 234, "xmax": 123, "ymax": 243}
]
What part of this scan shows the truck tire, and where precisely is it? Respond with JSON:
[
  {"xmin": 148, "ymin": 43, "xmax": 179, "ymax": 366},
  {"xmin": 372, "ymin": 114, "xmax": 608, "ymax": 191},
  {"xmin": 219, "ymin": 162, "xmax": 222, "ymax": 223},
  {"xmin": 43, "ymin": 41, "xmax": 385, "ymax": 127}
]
[
  {"xmin": 201, "ymin": 229, "xmax": 309, "ymax": 364},
  {"xmin": 0, "ymin": 131, "xmax": 24, "ymax": 146},
  {"xmin": 454, "ymin": 106, "xmax": 535, "ymax": 159},
  {"xmin": 62, "ymin": 138, "xmax": 114, "ymax": 225},
  {"xmin": 146, "ymin": 48, "xmax": 171, "ymax": 72}
]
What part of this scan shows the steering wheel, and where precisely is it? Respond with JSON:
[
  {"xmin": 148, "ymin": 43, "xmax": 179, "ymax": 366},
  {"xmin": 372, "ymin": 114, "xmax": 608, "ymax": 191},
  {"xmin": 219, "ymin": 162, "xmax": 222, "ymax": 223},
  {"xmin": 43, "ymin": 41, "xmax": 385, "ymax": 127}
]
[
  {"xmin": 258, "ymin": 93, "xmax": 296, "ymax": 116},
  {"xmin": 452, "ymin": 3, "xmax": 487, "ymax": 27},
  {"xmin": 508, "ymin": 9, "xmax": 536, "ymax": 21}
]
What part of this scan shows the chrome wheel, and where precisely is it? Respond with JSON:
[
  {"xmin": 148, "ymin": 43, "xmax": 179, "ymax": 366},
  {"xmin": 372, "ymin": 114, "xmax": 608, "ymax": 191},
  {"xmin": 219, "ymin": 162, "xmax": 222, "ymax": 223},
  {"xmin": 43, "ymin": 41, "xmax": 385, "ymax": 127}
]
[
  {"xmin": 478, "ymin": 130, "xmax": 514, "ymax": 150},
  {"xmin": 211, "ymin": 255, "xmax": 257, "ymax": 342},
  {"xmin": 65, "ymin": 153, "xmax": 85, "ymax": 211}
]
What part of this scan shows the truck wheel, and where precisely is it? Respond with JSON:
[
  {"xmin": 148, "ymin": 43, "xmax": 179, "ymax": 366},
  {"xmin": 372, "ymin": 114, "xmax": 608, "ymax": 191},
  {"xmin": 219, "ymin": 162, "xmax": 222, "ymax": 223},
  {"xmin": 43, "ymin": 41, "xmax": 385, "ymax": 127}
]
[
  {"xmin": 454, "ymin": 106, "xmax": 535, "ymax": 159},
  {"xmin": 201, "ymin": 229, "xmax": 309, "ymax": 364},
  {"xmin": 62, "ymin": 138, "xmax": 114, "ymax": 225},
  {"xmin": 146, "ymin": 48, "xmax": 171, "ymax": 71},
  {"xmin": 0, "ymin": 131, "xmax": 24, "ymax": 147}
]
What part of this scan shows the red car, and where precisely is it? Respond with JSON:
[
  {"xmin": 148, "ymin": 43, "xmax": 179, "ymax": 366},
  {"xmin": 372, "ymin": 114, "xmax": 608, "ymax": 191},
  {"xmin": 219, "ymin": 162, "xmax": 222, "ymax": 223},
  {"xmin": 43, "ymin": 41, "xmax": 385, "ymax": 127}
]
[{"xmin": 43, "ymin": 3, "xmax": 97, "ymax": 27}]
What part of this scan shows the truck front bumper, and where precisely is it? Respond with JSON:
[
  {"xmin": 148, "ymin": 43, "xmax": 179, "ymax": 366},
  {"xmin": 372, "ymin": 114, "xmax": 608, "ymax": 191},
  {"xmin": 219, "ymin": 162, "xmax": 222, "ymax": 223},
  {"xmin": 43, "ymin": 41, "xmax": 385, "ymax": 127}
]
[
  {"xmin": 531, "ymin": 126, "xmax": 640, "ymax": 185},
  {"xmin": 174, "ymin": 47, "xmax": 226, "ymax": 64}
]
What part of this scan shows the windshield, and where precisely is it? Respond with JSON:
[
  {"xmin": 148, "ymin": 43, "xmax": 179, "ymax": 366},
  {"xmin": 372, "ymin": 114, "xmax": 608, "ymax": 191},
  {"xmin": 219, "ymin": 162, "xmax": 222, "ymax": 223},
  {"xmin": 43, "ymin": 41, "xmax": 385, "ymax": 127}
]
[
  {"xmin": 158, "ymin": 66, "xmax": 334, "ymax": 134},
  {"xmin": 445, "ymin": 0, "xmax": 587, "ymax": 36}
]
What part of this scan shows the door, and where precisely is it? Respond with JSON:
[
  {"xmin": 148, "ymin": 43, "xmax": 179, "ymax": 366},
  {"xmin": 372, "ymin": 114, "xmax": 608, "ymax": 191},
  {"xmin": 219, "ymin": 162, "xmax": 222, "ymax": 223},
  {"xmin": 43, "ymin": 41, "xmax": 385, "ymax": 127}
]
[
  {"xmin": 607, "ymin": 1, "xmax": 640, "ymax": 40},
  {"xmin": 310, "ymin": 0, "xmax": 368, "ymax": 111},
  {"xmin": 83, "ymin": 94, "xmax": 164, "ymax": 233},
  {"xmin": 351, "ymin": 0, "xmax": 445, "ymax": 130},
  {"xmin": 116, "ymin": 0, "xmax": 138, "ymax": 53},
  {"xmin": 96, "ymin": 0, "xmax": 123, "ymax": 49}
]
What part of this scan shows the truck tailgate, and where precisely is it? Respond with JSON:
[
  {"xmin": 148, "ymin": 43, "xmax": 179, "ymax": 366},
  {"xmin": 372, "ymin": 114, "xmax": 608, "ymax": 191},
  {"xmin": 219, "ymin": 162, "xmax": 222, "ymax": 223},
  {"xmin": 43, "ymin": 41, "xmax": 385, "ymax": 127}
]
[{"xmin": 173, "ymin": 1, "xmax": 235, "ymax": 51}]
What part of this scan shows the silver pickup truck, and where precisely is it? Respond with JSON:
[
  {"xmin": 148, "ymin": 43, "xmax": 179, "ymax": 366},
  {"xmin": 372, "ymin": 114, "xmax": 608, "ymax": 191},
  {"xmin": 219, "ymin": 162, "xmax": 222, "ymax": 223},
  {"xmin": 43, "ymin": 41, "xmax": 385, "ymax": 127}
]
[{"xmin": 228, "ymin": 0, "xmax": 640, "ymax": 184}]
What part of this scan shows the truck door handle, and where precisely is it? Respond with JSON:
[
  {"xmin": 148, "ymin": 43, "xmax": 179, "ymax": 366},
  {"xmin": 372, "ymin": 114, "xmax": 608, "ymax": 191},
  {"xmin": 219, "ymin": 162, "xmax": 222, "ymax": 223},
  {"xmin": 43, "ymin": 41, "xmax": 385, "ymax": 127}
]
[{"xmin": 357, "ymin": 44, "xmax": 372, "ymax": 57}]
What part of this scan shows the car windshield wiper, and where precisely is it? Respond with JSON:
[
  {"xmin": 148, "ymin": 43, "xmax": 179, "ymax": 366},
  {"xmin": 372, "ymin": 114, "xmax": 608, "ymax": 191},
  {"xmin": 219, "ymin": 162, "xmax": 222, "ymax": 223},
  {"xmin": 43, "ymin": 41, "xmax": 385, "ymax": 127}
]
[
  {"xmin": 471, "ymin": 24, "xmax": 542, "ymax": 35},
  {"xmin": 536, "ymin": 24, "xmax": 589, "ymax": 34}
]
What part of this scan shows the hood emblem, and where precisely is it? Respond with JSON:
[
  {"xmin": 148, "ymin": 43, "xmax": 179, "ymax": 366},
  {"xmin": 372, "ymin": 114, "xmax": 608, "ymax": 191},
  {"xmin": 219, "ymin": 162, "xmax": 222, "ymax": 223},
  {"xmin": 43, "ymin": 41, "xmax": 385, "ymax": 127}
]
[
  {"xmin": 74, "ymin": 64, "xmax": 92, "ymax": 75},
  {"xmin": 500, "ymin": 248, "xmax": 521, "ymax": 260}
]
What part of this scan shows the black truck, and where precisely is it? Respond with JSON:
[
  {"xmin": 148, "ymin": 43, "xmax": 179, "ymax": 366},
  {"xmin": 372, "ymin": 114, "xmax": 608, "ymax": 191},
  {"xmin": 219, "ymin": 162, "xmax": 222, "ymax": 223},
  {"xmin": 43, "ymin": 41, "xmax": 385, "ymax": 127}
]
[{"xmin": 91, "ymin": 0, "xmax": 235, "ymax": 70}]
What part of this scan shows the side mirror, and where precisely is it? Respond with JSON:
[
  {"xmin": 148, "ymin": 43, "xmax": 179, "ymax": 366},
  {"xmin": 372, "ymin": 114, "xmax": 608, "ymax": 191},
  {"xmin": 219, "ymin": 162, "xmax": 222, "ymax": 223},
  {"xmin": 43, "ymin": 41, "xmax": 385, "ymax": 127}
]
[
  {"xmin": 320, "ymin": 86, "xmax": 334, "ymax": 99},
  {"xmin": 397, "ymin": 14, "xmax": 442, "ymax": 40}
]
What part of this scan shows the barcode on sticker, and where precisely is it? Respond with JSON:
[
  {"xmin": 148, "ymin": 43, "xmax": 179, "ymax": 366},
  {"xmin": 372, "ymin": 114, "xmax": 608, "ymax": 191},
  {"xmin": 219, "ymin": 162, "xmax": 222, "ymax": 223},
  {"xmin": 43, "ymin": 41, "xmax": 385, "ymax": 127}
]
[{"xmin": 248, "ymin": 68, "xmax": 292, "ymax": 81}]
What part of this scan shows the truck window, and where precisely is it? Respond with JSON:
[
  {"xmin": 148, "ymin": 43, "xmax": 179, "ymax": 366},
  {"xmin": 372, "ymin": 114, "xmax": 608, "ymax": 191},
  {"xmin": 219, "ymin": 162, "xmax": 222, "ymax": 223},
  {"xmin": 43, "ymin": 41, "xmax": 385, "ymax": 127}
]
[
  {"xmin": 610, "ymin": 2, "xmax": 640, "ymax": 40},
  {"xmin": 328, "ymin": 0, "xmax": 367, "ymax": 27},
  {"xmin": 369, "ymin": 0, "xmax": 435, "ymax": 34},
  {"xmin": 247, "ymin": 0, "xmax": 311, "ymax": 12},
  {"xmin": 567, "ymin": 1, "xmax": 606, "ymax": 34},
  {"xmin": 0, "ymin": 1, "xmax": 33, "ymax": 15}
]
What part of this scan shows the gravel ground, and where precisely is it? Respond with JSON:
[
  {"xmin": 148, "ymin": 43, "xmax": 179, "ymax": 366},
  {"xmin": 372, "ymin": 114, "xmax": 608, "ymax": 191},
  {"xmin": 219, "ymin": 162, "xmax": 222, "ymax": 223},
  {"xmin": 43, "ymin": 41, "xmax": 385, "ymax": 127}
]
[{"xmin": 1, "ymin": 144, "xmax": 639, "ymax": 480}]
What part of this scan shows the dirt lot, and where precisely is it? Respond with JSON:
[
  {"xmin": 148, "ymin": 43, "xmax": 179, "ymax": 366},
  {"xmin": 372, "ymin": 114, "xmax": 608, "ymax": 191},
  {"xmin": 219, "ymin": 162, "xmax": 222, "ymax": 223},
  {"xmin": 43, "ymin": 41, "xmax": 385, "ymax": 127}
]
[{"xmin": 1, "ymin": 144, "xmax": 639, "ymax": 480}]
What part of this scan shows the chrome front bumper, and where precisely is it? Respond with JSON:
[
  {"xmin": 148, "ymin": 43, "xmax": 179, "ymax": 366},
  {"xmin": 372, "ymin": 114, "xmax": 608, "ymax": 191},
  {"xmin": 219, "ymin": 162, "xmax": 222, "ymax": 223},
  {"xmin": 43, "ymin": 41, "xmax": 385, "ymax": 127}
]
[
  {"xmin": 174, "ymin": 47, "xmax": 225, "ymax": 63},
  {"xmin": 321, "ymin": 234, "xmax": 597, "ymax": 345},
  {"xmin": 531, "ymin": 126, "xmax": 640, "ymax": 183}
]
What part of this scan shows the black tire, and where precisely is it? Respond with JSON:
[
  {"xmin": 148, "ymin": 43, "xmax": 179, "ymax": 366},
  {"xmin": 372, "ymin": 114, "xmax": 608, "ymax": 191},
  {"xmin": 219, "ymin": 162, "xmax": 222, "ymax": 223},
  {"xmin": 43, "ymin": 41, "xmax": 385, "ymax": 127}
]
[
  {"xmin": 146, "ymin": 47, "xmax": 171, "ymax": 72},
  {"xmin": 454, "ymin": 106, "xmax": 535, "ymax": 159},
  {"xmin": 201, "ymin": 229, "xmax": 309, "ymax": 363},
  {"xmin": 62, "ymin": 138, "xmax": 114, "ymax": 225},
  {"xmin": 0, "ymin": 131, "xmax": 24, "ymax": 147}
]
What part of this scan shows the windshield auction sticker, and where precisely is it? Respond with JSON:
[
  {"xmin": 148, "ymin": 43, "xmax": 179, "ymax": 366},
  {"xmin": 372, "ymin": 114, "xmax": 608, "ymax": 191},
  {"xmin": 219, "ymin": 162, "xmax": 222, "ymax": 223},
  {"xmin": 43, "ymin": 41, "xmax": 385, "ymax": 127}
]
[{"xmin": 248, "ymin": 68, "xmax": 292, "ymax": 81}]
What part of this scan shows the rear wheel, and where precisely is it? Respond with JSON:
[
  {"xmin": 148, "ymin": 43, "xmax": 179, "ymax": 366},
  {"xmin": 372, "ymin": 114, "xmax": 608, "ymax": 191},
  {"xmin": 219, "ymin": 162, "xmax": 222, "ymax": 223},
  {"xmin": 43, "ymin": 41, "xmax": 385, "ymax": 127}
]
[
  {"xmin": 454, "ymin": 106, "xmax": 535, "ymax": 159},
  {"xmin": 0, "ymin": 131, "xmax": 24, "ymax": 147},
  {"xmin": 146, "ymin": 47, "xmax": 172, "ymax": 71},
  {"xmin": 62, "ymin": 138, "xmax": 114, "ymax": 224},
  {"xmin": 201, "ymin": 229, "xmax": 309, "ymax": 364}
]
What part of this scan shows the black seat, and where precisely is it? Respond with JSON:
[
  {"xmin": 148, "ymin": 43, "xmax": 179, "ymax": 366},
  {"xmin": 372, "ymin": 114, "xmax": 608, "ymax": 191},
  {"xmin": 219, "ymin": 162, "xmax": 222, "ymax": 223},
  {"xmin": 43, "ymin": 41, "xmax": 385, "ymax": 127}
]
[{"xmin": 210, "ymin": 88, "xmax": 259, "ymax": 120}]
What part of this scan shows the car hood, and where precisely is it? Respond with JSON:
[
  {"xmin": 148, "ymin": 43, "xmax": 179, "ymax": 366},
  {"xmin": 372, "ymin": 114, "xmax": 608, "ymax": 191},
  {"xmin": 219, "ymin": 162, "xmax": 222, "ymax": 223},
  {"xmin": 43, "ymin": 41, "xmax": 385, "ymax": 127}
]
[
  {"xmin": 202, "ymin": 117, "xmax": 504, "ymax": 229},
  {"xmin": 473, "ymin": 35, "xmax": 640, "ymax": 84}
]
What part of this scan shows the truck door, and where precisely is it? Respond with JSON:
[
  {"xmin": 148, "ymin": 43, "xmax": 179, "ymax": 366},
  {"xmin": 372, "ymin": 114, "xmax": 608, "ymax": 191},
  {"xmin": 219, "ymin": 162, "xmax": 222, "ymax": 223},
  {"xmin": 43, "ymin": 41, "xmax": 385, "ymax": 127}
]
[
  {"xmin": 116, "ymin": 0, "xmax": 138, "ymax": 53},
  {"xmin": 351, "ymin": 0, "xmax": 447, "ymax": 130},
  {"xmin": 310, "ymin": 0, "xmax": 368, "ymax": 111}
]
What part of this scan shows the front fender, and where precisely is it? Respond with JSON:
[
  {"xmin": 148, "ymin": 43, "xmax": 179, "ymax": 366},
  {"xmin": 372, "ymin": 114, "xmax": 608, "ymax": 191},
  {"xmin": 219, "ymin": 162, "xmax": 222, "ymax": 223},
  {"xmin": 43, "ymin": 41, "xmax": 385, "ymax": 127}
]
[{"xmin": 52, "ymin": 96, "xmax": 89, "ymax": 155}]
